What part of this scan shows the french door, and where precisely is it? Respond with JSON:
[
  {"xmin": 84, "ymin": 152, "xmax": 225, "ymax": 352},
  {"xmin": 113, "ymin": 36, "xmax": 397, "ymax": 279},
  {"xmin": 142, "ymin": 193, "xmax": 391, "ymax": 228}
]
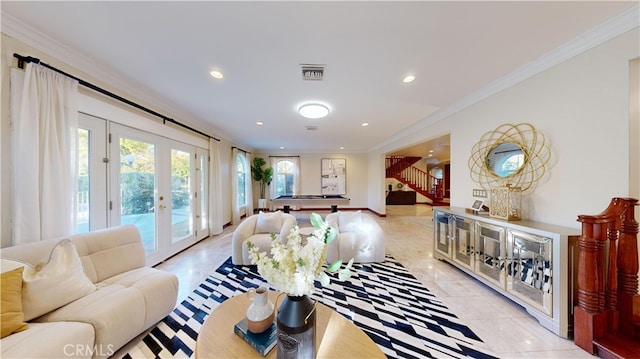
[
  {"xmin": 77, "ymin": 114, "xmax": 208, "ymax": 265},
  {"xmin": 110, "ymin": 123, "xmax": 203, "ymax": 264}
]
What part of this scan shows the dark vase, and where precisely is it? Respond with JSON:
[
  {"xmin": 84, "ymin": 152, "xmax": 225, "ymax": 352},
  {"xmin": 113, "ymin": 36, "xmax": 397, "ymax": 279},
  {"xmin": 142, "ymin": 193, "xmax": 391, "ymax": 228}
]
[{"xmin": 276, "ymin": 295, "xmax": 316, "ymax": 359}]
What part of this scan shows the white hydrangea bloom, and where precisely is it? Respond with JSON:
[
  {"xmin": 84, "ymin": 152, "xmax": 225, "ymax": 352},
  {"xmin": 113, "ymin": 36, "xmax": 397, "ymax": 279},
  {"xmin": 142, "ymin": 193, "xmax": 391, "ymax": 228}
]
[{"xmin": 247, "ymin": 213, "xmax": 352, "ymax": 296}]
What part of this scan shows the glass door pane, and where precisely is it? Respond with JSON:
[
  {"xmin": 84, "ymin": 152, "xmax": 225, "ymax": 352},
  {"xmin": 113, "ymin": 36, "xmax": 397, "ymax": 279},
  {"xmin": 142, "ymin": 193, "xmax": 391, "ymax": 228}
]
[
  {"xmin": 76, "ymin": 113, "xmax": 107, "ymax": 233},
  {"xmin": 171, "ymin": 149, "xmax": 192, "ymax": 243},
  {"xmin": 77, "ymin": 128, "xmax": 90, "ymax": 233},
  {"xmin": 119, "ymin": 137, "xmax": 157, "ymax": 255}
]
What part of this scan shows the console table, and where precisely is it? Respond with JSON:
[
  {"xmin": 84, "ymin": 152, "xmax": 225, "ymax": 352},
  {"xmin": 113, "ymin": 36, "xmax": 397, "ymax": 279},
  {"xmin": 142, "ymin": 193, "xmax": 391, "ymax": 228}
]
[{"xmin": 433, "ymin": 206, "xmax": 580, "ymax": 338}]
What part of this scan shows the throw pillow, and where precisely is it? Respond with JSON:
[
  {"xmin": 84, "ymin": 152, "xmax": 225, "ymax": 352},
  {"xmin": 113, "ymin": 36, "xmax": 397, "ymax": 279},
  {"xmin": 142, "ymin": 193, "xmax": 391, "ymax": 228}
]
[
  {"xmin": 22, "ymin": 239, "xmax": 97, "ymax": 321},
  {"xmin": 1, "ymin": 267, "xmax": 29, "ymax": 338},
  {"xmin": 338, "ymin": 210, "xmax": 363, "ymax": 233},
  {"xmin": 256, "ymin": 211, "xmax": 282, "ymax": 234}
]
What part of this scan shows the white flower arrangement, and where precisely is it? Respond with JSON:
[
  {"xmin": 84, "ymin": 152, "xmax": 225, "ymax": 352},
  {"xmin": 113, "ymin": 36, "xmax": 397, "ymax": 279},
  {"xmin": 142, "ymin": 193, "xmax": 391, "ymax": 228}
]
[{"xmin": 247, "ymin": 213, "xmax": 353, "ymax": 297}]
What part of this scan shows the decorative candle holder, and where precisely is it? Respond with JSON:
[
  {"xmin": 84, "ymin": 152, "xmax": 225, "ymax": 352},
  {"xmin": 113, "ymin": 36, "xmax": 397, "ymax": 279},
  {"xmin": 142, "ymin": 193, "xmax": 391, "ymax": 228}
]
[{"xmin": 490, "ymin": 185, "xmax": 521, "ymax": 221}]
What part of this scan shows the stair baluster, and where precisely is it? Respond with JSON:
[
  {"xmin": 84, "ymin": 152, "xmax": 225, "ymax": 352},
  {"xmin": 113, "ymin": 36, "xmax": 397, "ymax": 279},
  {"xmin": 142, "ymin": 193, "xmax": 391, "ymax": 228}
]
[{"xmin": 574, "ymin": 198, "xmax": 639, "ymax": 357}]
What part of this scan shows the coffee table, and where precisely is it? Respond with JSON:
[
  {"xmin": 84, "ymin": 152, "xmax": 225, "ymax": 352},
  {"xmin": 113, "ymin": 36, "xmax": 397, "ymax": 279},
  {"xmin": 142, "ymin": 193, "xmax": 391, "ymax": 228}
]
[{"xmin": 195, "ymin": 291, "xmax": 385, "ymax": 358}]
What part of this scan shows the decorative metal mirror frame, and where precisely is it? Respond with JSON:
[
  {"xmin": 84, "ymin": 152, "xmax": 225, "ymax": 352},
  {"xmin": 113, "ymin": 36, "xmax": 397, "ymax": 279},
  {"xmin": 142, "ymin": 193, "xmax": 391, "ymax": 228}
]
[{"xmin": 469, "ymin": 123, "xmax": 551, "ymax": 194}]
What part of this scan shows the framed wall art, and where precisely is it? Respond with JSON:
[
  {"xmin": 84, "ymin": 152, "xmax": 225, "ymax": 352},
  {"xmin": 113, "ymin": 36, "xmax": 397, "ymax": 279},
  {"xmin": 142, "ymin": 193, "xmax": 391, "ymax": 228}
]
[{"xmin": 321, "ymin": 158, "xmax": 346, "ymax": 195}]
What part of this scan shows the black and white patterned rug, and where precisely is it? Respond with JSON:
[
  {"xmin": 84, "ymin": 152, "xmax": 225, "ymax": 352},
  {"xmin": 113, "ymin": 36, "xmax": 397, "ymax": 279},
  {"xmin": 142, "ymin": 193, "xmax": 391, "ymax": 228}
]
[{"xmin": 119, "ymin": 256, "xmax": 497, "ymax": 358}]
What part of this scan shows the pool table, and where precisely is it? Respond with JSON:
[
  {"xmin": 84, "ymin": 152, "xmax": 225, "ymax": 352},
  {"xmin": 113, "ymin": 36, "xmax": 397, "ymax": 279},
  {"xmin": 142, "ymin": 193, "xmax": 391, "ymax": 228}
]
[{"xmin": 270, "ymin": 195, "xmax": 350, "ymax": 213}]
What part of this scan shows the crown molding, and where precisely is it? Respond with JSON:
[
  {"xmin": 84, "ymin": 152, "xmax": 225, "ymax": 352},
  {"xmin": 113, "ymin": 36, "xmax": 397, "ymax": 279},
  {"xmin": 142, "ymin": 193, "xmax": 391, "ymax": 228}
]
[
  {"xmin": 371, "ymin": 4, "xmax": 640, "ymax": 153},
  {"xmin": 1, "ymin": 11, "xmax": 218, "ymax": 138}
]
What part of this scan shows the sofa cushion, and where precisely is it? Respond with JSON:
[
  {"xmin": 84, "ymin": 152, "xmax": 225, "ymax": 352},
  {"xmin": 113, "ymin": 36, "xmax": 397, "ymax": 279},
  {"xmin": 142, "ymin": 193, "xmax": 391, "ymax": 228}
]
[
  {"xmin": 21, "ymin": 239, "xmax": 97, "ymax": 321},
  {"xmin": 256, "ymin": 211, "xmax": 282, "ymax": 233},
  {"xmin": 101, "ymin": 267, "xmax": 179, "ymax": 329},
  {"xmin": 1, "ymin": 267, "xmax": 29, "ymax": 338},
  {"xmin": 338, "ymin": 210, "xmax": 363, "ymax": 233},
  {"xmin": 36, "ymin": 284, "xmax": 146, "ymax": 355},
  {"xmin": 70, "ymin": 225, "xmax": 146, "ymax": 283},
  {"xmin": 1, "ymin": 322, "xmax": 95, "ymax": 358}
]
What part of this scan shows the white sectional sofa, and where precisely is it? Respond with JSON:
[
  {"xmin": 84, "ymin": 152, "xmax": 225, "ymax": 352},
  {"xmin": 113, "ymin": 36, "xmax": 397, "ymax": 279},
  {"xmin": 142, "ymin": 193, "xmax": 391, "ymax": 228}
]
[{"xmin": 0, "ymin": 225, "xmax": 179, "ymax": 358}]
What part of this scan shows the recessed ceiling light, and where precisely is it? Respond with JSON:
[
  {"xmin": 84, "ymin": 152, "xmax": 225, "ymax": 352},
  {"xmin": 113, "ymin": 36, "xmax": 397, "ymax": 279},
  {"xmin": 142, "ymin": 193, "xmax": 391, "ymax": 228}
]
[
  {"xmin": 256, "ymin": 121, "xmax": 264, "ymax": 125},
  {"xmin": 280, "ymin": 146, "xmax": 285, "ymax": 149},
  {"xmin": 403, "ymin": 75, "xmax": 415, "ymax": 83},
  {"xmin": 209, "ymin": 70, "xmax": 223, "ymax": 79},
  {"xmin": 298, "ymin": 103, "xmax": 329, "ymax": 119},
  {"xmin": 340, "ymin": 146, "xmax": 344, "ymax": 150},
  {"xmin": 429, "ymin": 149, "xmax": 434, "ymax": 153},
  {"xmin": 361, "ymin": 122, "xmax": 369, "ymax": 127}
]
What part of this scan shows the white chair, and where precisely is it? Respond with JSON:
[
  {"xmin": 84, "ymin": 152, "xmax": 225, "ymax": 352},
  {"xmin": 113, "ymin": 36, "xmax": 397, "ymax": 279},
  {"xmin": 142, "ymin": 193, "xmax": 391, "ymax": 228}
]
[
  {"xmin": 325, "ymin": 211, "xmax": 385, "ymax": 263},
  {"xmin": 232, "ymin": 211, "xmax": 296, "ymax": 265}
]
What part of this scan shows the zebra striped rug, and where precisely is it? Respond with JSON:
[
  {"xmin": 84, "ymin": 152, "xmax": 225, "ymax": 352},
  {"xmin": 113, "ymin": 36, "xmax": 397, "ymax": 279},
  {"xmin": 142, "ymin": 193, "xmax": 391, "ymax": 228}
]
[{"xmin": 119, "ymin": 256, "xmax": 497, "ymax": 358}]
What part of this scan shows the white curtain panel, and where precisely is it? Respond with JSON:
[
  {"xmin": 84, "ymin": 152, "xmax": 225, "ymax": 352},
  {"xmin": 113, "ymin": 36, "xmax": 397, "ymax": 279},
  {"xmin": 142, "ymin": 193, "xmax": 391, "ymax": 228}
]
[
  {"xmin": 208, "ymin": 138, "xmax": 224, "ymax": 235},
  {"xmin": 231, "ymin": 147, "xmax": 240, "ymax": 225},
  {"xmin": 11, "ymin": 64, "xmax": 79, "ymax": 244},
  {"xmin": 244, "ymin": 152, "xmax": 254, "ymax": 216}
]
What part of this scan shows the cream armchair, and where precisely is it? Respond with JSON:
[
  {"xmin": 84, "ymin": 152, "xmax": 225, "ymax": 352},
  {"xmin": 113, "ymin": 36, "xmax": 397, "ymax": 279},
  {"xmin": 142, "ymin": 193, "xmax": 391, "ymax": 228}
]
[
  {"xmin": 325, "ymin": 211, "xmax": 385, "ymax": 263},
  {"xmin": 232, "ymin": 211, "xmax": 297, "ymax": 265}
]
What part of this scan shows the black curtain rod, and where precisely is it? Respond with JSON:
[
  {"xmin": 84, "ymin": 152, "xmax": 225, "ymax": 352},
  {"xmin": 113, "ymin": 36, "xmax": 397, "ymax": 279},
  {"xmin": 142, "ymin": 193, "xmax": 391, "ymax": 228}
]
[
  {"xmin": 269, "ymin": 155, "xmax": 300, "ymax": 158},
  {"xmin": 231, "ymin": 146, "xmax": 251, "ymax": 154},
  {"xmin": 13, "ymin": 53, "xmax": 219, "ymax": 142}
]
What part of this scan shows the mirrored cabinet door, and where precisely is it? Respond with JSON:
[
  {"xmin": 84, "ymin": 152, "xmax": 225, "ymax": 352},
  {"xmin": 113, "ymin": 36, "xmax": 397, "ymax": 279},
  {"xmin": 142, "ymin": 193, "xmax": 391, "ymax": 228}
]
[
  {"xmin": 434, "ymin": 211, "xmax": 451, "ymax": 258},
  {"xmin": 475, "ymin": 221, "xmax": 506, "ymax": 289},
  {"xmin": 452, "ymin": 216, "xmax": 474, "ymax": 269},
  {"xmin": 507, "ymin": 229, "xmax": 553, "ymax": 316}
]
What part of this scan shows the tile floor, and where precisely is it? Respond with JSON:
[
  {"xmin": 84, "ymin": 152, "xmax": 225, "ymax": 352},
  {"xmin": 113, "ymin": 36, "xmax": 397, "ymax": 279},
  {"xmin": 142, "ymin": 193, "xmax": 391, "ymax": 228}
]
[{"xmin": 153, "ymin": 205, "xmax": 592, "ymax": 358}]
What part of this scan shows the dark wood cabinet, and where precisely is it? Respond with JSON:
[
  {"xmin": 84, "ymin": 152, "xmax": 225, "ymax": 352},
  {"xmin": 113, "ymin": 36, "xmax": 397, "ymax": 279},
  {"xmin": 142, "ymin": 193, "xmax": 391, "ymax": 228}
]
[{"xmin": 386, "ymin": 191, "xmax": 416, "ymax": 205}]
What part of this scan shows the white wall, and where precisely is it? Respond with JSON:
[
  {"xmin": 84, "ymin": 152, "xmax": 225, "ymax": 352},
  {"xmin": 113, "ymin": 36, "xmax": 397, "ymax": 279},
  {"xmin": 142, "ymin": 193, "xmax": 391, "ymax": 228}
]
[{"xmin": 371, "ymin": 29, "xmax": 640, "ymax": 229}]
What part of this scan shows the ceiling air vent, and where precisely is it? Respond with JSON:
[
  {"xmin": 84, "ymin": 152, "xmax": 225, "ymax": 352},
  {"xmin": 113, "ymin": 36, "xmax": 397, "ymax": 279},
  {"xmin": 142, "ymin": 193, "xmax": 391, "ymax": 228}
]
[
  {"xmin": 305, "ymin": 126, "xmax": 318, "ymax": 131},
  {"xmin": 301, "ymin": 64, "xmax": 325, "ymax": 81}
]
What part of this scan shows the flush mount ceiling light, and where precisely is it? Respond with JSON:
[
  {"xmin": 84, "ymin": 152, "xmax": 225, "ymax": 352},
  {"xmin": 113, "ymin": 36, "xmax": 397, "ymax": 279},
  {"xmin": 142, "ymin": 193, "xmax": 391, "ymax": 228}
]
[
  {"xmin": 298, "ymin": 103, "xmax": 329, "ymax": 119},
  {"xmin": 209, "ymin": 70, "xmax": 223, "ymax": 79}
]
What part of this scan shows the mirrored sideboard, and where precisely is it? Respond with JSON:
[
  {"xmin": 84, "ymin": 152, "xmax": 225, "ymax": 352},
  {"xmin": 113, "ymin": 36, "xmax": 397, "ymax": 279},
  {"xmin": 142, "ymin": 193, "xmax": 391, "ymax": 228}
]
[{"xmin": 433, "ymin": 207, "xmax": 580, "ymax": 338}]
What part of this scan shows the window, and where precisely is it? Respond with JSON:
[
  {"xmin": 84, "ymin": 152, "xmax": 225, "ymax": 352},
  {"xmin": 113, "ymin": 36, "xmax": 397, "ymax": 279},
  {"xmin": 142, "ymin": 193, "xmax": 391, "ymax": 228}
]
[
  {"xmin": 498, "ymin": 154, "xmax": 524, "ymax": 177},
  {"xmin": 275, "ymin": 160, "xmax": 294, "ymax": 196},
  {"xmin": 237, "ymin": 154, "xmax": 247, "ymax": 206}
]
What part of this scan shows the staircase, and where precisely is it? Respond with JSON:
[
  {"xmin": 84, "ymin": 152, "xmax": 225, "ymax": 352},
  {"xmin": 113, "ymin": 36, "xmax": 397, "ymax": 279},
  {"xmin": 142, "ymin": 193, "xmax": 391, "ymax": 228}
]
[
  {"xmin": 575, "ymin": 198, "xmax": 640, "ymax": 358},
  {"xmin": 385, "ymin": 156, "xmax": 447, "ymax": 205}
]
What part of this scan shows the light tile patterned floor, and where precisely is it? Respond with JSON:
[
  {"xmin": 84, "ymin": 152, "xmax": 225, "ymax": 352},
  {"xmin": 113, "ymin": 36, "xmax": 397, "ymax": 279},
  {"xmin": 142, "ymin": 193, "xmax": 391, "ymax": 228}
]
[{"xmin": 152, "ymin": 205, "xmax": 591, "ymax": 358}]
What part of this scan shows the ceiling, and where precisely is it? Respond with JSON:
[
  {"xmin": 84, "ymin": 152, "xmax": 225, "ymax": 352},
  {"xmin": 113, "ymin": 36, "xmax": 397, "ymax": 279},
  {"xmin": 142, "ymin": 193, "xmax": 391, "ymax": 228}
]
[{"xmin": 1, "ymin": 1, "xmax": 636, "ymax": 155}]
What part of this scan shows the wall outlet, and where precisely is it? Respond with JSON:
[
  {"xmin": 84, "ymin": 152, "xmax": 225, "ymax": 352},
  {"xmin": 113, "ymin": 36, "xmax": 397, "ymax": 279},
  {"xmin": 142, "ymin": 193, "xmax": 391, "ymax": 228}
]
[{"xmin": 473, "ymin": 189, "xmax": 488, "ymax": 198}]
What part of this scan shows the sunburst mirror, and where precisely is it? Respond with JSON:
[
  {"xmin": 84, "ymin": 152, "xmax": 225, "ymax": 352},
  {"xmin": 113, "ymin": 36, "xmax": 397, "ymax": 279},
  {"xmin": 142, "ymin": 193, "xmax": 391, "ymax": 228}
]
[{"xmin": 469, "ymin": 123, "xmax": 551, "ymax": 194}]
